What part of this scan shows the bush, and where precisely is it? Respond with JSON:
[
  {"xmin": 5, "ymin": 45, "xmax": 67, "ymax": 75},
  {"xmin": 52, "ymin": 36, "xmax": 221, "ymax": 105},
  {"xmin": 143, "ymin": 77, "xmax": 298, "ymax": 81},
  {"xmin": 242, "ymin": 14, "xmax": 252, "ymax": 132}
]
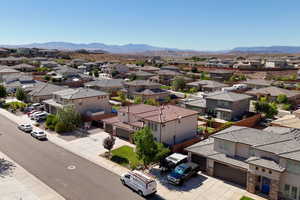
[
  {"xmin": 55, "ymin": 122, "xmax": 67, "ymax": 133},
  {"xmin": 46, "ymin": 114, "xmax": 58, "ymax": 130},
  {"xmin": 282, "ymin": 104, "xmax": 292, "ymax": 111}
]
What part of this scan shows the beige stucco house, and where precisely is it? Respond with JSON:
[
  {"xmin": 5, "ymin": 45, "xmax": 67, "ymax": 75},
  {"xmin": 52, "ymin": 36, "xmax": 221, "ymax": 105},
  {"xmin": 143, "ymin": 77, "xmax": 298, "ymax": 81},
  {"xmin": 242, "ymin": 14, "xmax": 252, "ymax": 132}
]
[{"xmin": 186, "ymin": 126, "xmax": 300, "ymax": 200}]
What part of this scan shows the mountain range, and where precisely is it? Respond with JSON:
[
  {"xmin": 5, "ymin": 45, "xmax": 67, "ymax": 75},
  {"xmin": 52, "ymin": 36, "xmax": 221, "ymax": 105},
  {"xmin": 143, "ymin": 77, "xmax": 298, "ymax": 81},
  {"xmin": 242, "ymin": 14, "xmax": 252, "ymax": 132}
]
[{"xmin": 1, "ymin": 42, "xmax": 300, "ymax": 54}]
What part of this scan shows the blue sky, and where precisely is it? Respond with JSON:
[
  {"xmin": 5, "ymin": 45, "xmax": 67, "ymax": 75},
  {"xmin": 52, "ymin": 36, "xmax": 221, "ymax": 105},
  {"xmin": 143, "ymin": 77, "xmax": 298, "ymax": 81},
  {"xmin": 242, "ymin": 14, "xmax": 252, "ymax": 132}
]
[{"xmin": 1, "ymin": 0, "xmax": 300, "ymax": 50}]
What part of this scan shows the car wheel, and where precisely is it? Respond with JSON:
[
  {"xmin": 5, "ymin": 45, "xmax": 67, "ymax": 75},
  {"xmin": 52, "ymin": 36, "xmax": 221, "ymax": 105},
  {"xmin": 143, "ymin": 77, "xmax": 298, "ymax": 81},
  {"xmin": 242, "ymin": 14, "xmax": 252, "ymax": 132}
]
[
  {"xmin": 121, "ymin": 180, "xmax": 125, "ymax": 185},
  {"xmin": 138, "ymin": 190, "xmax": 143, "ymax": 197}
]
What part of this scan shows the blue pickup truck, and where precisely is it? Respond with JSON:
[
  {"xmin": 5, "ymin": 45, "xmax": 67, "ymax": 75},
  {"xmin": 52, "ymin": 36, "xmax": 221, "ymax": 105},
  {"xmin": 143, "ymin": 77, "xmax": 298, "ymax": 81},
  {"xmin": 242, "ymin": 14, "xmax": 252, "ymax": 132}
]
[{"xmin": 167, "ymin": 162, "xmax": 199, "ymax": 185}]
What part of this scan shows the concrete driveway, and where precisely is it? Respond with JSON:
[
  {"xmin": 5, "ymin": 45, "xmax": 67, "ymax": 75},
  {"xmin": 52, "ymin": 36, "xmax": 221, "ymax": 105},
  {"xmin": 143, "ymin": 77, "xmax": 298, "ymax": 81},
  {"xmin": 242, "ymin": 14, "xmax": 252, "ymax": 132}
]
[{"xmin": 149, "ymin": 166, "xmax": 266, "ymax": 200}]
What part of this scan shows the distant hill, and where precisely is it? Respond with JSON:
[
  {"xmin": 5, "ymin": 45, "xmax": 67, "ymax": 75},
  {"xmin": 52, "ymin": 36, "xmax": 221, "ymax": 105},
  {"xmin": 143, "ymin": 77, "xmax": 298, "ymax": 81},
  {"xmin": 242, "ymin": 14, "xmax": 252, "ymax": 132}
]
[
  {"xmin": 231, "ymin": 46, "xmax": 300, "ymax": 54},
  {"xmin": 1, "ymin": 42, "xmax": 300, "ymax": 55},
  {"xmin": 0, "ymin": 42, "xmax": 188, "ymax": 54}
]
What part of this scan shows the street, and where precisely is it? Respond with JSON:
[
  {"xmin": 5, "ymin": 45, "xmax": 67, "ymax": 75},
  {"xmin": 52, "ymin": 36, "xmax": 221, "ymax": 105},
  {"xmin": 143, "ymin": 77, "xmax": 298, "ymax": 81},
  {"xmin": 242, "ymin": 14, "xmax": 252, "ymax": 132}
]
[{"xmin": 0, "ymin": 114, "xmax": 145, "ymax": 200}]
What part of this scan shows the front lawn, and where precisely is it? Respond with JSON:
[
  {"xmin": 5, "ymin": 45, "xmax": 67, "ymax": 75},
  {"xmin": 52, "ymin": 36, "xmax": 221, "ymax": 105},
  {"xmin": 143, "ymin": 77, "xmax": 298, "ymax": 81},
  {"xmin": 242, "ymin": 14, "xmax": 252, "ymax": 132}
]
[
  {"xmin": 240, "ymin": 196, "xmax": 255, "ymax": 200},
  {"xmin": 111, "ymin": 145, "xmax": 142, "ymax": 169}
]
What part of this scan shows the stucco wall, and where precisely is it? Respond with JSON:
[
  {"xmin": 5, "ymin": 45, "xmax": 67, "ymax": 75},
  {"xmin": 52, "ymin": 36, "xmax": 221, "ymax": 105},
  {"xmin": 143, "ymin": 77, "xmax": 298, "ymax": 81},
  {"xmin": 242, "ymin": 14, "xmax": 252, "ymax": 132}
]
[
  {"xmin": 151, "ymin": 114, "xmax": 198, "ymax": 146},
  {"xmin": 235, "ymin": 143, "xmax": 250, "ymax": 158},
  {"xmin": 214, "ymin": 138, "xmax": 236, "ymax": 157}
]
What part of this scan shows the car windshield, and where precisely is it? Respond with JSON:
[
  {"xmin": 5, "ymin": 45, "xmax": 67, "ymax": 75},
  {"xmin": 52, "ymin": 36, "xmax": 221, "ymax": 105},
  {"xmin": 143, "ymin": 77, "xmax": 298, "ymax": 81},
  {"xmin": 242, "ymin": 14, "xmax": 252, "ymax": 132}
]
[
  {"xmin": 174, "ymin": 166, "xmax": 185, "ymax": 175},
  {"xmin": 36, "ymin": 132, "xmax": 44, "ymax": 135},
  {"xmin": 25, "ymin": 125, "xmax": 31, "ymax": 127}
]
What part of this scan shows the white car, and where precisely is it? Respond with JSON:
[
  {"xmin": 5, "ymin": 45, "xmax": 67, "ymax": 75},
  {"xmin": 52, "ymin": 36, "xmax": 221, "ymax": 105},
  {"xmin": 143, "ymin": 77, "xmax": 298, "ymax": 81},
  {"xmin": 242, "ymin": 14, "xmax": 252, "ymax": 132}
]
[
  {"xmin": 18, "ymin": 124, "xmax": 33, "ymax": 132},
  {"xmin": 30, "ymin": 111, "xmax": 43, "ymax": 120},
  {"xmin": 31, "ymin": 130, "xmax": 47, "ymax": 140},
  {"xmin": 120, "ymin": 170, "xmax": 157, "ymax": 196}
]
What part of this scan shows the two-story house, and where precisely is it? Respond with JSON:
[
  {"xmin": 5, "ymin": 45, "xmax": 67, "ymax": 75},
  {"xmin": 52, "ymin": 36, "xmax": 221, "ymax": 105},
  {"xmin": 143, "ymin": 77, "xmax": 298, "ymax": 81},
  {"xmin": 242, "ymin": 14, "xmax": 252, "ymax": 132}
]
[
  {"xmin": 205, "ymin": 92, "xmax": 251, "ymax": 121},
  {"xmin": 43, "ymin": 88, "xmax": 111, "ymax": 121},
  {"xmin": 123, "ymin": 80, "xmax": 170, "ymax": 101},
  {"xmin": 186, "ymin": 126, "xmax": 300, "ymax": 200},
  {"xmin": 103, "ymin": 104, "xmax": 198, "ymax": 145}
]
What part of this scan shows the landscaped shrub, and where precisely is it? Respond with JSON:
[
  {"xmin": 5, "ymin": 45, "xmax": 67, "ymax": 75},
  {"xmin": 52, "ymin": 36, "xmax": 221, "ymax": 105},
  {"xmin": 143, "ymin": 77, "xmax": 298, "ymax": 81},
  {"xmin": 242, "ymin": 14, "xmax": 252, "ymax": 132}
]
[{"xmin": 55, "ymin": 121, "xmax": 67, "ymax": 133}]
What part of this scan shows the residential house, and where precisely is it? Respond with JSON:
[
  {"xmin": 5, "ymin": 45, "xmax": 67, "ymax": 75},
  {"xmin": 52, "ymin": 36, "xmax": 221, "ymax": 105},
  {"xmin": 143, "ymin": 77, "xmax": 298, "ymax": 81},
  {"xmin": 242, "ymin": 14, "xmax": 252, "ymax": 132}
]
[
  {"xmin": 28, "ymin": 83, "xmax": 64, "ymax": 103},
  {"xmin": 41, "ymin": 61, "xmax": 59, "ymax": 68},
  {"xmin": 157, "ymin": 69, "xmax": 182, "ymax": 85},
  {"xmin": 3, "ymin": 74, "xmax": 38, "ymax": 93},
  {"xmin": 208, "ymin": 70, "xmax": 233, "ymax": 81},
  {"xmin": 186, "ymin": 126, "xmax": 300, "ymax": 200},
  {"xmin": 102, "ymin": 63, "xmax": 129, "ymax": 75},
  {"xmin": 241, "ymin": 79, "xmax": 273, "ymax": 89},
  {"xmin": 265, "ymin": 60, "xmax": 289, "ymax": 69},
  {"xmin": 43, "ymin": 88, "xmax": 111, "ymax": 122},
  {"xmin": 140, "ymin": 66, "xmax": 160, "ymax": 73},
  {"xmin": 123, "ymin": 80, "xmax": 170, "ymax": 101},
  {"xmin": 103, "ymin": 104, "xmax": 198, "ymax": 145},
  {"xmin": 128, "ymin": 71, "xmax": 155, "ymax": 80},
  {"xmin": 0, "ymin": 57, "xmax": 28, "ymax": 66},
  {"xmin": 186, "ymin": 80, "xmax": 228, "ymax": 92},
  {"xmin": 0, "ymin": 48, "xmax": 9, "ymax": 57},
  {"xmin": 205, "ymin": 91, "xmax": 251, "ymax": 121},
  {"xmin": 246, "ymin": 86, "xmax": 300, "ymax": 103},
  {"xmin": 0, "ymin": 66, "xmax": 19, "ymax": 80},
  {"xmin": 13, "ymin": 63, "xmax": 36, "ymax": 72},
  {"xmin": 84, "ymin": 79, "xmax": 124, "ymax": 96}
]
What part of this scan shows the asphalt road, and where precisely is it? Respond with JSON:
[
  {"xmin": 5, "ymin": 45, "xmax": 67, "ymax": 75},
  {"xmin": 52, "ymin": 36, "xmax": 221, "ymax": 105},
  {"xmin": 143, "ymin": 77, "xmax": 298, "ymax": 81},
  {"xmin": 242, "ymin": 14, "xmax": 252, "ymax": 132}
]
[{"xmin": 0, "ymin": 114, "xmax": 147, "ymax": 200}]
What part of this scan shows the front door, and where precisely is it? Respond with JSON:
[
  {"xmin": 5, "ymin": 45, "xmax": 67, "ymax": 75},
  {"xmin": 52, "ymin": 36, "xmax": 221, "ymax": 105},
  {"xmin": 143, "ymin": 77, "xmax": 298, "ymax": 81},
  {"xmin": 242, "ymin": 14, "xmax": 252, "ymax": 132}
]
[{"xmin": 261, "ymin": 177, "xmax": 271, "ymax": 195}]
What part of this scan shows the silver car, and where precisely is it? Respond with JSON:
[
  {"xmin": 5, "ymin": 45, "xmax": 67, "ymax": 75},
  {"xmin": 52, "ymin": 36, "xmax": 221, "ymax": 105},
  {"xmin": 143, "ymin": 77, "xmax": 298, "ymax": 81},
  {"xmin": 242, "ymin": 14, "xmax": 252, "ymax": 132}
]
[
  {"xmin": 18, "ymin": 124, "xmax": 33, "ymax": 133},
  {"xmin": 31, "ymin": 130, "xmax": 47, "ymax": 140}
]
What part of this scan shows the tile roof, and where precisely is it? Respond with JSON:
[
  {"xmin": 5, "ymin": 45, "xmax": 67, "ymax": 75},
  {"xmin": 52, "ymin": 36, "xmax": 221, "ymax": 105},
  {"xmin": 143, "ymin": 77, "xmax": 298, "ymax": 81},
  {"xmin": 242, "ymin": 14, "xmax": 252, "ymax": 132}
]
[
  {"xmin": 241, "ymin": 79, "xmax": 273, "ymax": 86},
  {"xmin": 85, "ymin": 79, "xmax": 123, "ymax": 88},
  {"xmin": 246, "ymin": 86, "xmax": 300, "ymax": 98},
  {"xmin": 206, "ymin": 91, "xmax": 251, "ymax": 102},
  {"xmin": 246, "ymin": 157, "xmax": 285, "ymax": 172},
  {"xmin": 53, "ymin": 88, "xmax": 108, "ymax": 99},
  {"xmin": 28, "ymin": 83, "xmax": 64, "ymax": 97}
]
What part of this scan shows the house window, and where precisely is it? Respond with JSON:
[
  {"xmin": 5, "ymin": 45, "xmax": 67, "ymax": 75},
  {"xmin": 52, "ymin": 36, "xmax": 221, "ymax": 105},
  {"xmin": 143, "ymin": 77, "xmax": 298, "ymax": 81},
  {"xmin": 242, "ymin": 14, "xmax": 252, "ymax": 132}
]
[
  {"xmin": 262, "ymin": 168, "xmax": 265, "ymax": 172},
  {"xmin": 269, "ymin": 170, "xmax": 272, "ymax": 174},
  {"xmin": 292, "ymin": 186, "xmax": 298, "ymax": 200},
  {"xmin": 79, "ymin": 102, "xmax": 83, "ymax": 106},
  {"xmin": 256, "ymin": 167, "xmax": 259, "ymax": 170},
  {"xmin": 284, "ymin": 184, "xmax": 290, "ymax": 198}
]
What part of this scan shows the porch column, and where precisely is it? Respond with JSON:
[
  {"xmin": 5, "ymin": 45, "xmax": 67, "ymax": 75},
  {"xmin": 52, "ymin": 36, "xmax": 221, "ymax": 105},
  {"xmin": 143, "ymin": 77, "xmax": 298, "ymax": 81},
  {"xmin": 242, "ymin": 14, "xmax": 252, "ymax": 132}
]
[
  {"xmin": 247, "ymin": 172, "xmax": 257, "ymax": 194},
  {"xmin": 269, "ymin": 179, "xmax": 279, "ymax": 200},
  {"xmin": 206, "ymin": 159, "xmax": 214, "ymax": 176}
]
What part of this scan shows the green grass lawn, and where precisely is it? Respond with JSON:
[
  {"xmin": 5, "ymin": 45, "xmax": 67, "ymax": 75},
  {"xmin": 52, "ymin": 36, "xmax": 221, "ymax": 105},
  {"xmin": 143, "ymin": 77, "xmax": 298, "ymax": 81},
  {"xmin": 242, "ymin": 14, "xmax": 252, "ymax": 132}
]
[
  {"xmin": 111, "ymin": 145, "xmax": 142, "ymax": 169},
  {"xmin": 240, "ymin": 196, "xmax": 255, "ymax": 200}
]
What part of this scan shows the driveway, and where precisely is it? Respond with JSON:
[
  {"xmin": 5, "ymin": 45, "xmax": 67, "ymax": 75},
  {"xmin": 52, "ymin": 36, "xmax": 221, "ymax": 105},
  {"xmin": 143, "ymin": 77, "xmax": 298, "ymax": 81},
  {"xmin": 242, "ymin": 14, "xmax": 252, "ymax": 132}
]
[{"xmin": 149, "ymin": 166, "xmax": 266, "ymax": 200}]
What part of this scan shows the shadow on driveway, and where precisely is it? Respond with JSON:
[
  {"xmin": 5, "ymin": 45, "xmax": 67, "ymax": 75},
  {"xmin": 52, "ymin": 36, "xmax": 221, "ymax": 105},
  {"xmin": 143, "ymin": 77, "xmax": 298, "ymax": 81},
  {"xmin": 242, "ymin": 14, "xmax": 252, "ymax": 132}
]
[
  {"xmin": 0, "ymin": 158, "xmax": 15, "ymax": 178},
  {"xmin": 149, "ymin": 167, "xmax": 207, "ymax": 192}
]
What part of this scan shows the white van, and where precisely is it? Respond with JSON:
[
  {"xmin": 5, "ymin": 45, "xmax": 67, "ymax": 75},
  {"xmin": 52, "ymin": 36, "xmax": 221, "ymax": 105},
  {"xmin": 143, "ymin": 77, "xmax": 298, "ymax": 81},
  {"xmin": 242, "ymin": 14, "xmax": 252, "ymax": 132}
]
[{"xmin": 120, "ymin": 170, "xmax": 157, "ymax": 196}]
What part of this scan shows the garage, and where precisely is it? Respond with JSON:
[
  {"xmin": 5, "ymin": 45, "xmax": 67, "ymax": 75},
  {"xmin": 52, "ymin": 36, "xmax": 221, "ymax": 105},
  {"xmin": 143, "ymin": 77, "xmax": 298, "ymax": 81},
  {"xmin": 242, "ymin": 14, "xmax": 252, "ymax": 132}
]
[
  {"xmin": 104, "ymin": 124, "xmax": 113, "ymax": 134},
  {"xmin": 191, "ymin": 154, "xmax": 207, "ymax": 172},
  {"xmin": 116, "ymin": 128, "xmax": 131, "ymax": 141},
  {"xmin": 213, "ymin": 162, "xmax": 247, "ymax": 187}
]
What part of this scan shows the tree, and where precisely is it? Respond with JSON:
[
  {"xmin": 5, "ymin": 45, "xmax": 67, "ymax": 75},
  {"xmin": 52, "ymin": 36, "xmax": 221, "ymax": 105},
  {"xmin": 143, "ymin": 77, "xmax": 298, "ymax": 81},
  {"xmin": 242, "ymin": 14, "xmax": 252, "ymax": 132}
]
[
  {"xmin": 189, "ymin": 87, "xmax": 198, "ymax": 93},
  {"xmin": 16, "ymin": 88, "xmax": 27, "ymax": 101},
  {"xmin": 103, "ymin": 135, "xmax": 116, "ymax": 158},
  {"xmin": 276, "ymin": 94, "xmax": 288, "ymax": 104},
  {"xmin": 191, "ymin": 66, "xmax": 198, "ymax": 73},
  {"xmin": 171, "ymin": 77, "xmax": 186, "ymax": 91},
  {"xmin": 93, "ymin": 69, "xmax": 99, "ymax": 78},
  {"xmin": 133, "ymin": 127, "xmax": 158, "ymax": 168},
  {"xmin": 134, "ymin": 127, "xmax": 170, "ymax": 168},
  {"xmin": 134, "ymin": 96, "xmax": 143, "ymax": 104},
  {"xmin": 144, "ymin": 98, "xmax": 159, "ymax": 106},
  {"xmin": 117, "ymin": 91, "xmax": 126, "ymax": 105},
  {"xmin": 253, "ymin": 97, "xmax": 278, "ymax": 118},
  {"xmin": 0, "ymin": 85, "xmax": 7, "ymax": 98},
  {"xmin": 56, "ymin": 106, "xmax": 82, "ymax": 132}
]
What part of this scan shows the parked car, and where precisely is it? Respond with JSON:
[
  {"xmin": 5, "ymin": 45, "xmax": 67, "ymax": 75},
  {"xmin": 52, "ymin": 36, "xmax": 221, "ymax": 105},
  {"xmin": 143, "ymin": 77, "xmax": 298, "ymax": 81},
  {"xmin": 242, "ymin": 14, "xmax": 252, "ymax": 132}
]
[
  {"xmin": 159, "ymin": 153, "xmax": 188, "ymax": 172},
  {"xmin": 167, "ymin": 162, "xmax": 200, "ymax": 185},
  {"xmin": 27, "ymin": 110, "xmax": 37, "ymax": 116},
  {"xmin": 30, "ymin": 111, "xmax": 43, "ymax": 120},
  {"xmin": 33, "ymin": 112, "xmax": 48, "ymax": 121},
  {"xmin": 18, "ymin": 124, "xmax": 33, "ymax": 132},
  {"xmin": 31, "ymin": 130, "xmax": 47, "ymax": 140},
  {"xmin": 120, "ymin": 170, "xmax": 157, "ymax": 196}
]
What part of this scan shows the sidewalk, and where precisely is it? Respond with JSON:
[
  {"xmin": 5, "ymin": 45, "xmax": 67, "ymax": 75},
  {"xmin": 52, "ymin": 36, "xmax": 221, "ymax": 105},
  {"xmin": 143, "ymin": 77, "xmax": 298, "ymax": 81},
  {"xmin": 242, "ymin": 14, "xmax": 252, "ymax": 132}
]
[{"xmin": 0, "ymin": 151, "xmax": 65, "ymax": 200}]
